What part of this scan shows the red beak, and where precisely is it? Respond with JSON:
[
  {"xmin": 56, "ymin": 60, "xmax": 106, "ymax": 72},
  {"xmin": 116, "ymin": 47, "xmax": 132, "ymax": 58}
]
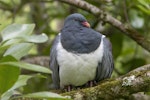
[{"xmin": 82, "ymin": 21, "xmax": 90, "ymax": 28}]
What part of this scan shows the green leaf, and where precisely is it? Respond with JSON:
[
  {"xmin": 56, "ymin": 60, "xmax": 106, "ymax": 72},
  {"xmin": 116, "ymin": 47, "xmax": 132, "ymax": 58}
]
[
  {"xmin": 1, "ymin": 75, "xmax": 34, "ymax": 100},
  {"xmin": 1, "ymin": 24, "xmax": 35, "ymax": 41},
  {"xmin": 137, "ymin": 5, "xmax": 150, "ymax": 15},
  {"xmin": 21, "ymin": 92, "xmax": 70, "ymax": 100},
  {"xmin": 0, "ymin": 65, "xmax": 20, "ymax": 96},
  {"xmin": 10, "ymin": 75, "xmax": 33, "ymax": 91},
  {"xmin": 22, "ymin": 33, "xmax": 48, "ymax": 43},
  {"xmin": 0, "ymin": 39, "xmax": 21, "ymax": 56},
  {"xmin": 0, "ymin": 39, "xmax": 21, "ymax": 48},
  {"xmin": 136, "ymin": 0, "xmax": 150, "ymax": 15},
  {"xmin": 1, "ymin": 62, "xmax": 51, "ymax": 74},
  {"xmin": 0, "ymin": 55, "xmax": 17, "ymax": 63},
  {"xmin": 1, "ymin": 90, "xmax": 14, "ymax": 100},
  {"xmin": 137, "ymin": 0, "xmax": 150, "ymax": 9},
  {"xmin": 4, "ymin": 43, "xmax": 34, "ymax": 60}
]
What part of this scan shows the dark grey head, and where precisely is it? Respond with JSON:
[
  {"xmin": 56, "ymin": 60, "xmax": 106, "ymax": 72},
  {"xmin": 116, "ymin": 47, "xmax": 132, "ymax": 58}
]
[
  {"xmin": 63, "ymin": 13, "xmax": 90, "ymax": 28},
  {"xmin": 61, "ymin": 13, "xmax": 101, "ymax": 54}
]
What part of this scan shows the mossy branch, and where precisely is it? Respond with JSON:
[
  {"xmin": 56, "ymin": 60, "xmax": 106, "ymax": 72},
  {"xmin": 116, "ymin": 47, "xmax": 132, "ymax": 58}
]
[
  {"xmin": 61, "ymin": 64, "xmax": 150, "ymax": 100},
  {"xmin": 17, "ymin": 57, "xmax": 150, "ymax": 99}
]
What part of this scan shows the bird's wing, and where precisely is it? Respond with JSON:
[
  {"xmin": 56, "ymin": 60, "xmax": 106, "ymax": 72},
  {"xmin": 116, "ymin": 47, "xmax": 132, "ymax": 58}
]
[
  {"xmin": 95, "ymin": 36, "xmax": 114, "ymax": 82},
  {"xmin": 50, "ymin": 35, "xmax": 60, "ymax": 89}
]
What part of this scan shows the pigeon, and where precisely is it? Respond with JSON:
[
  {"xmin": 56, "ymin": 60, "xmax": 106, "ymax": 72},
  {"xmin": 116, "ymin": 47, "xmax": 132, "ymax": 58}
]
[{"xmin": 50, "ymin": 13, "xmax": 114, "ymax": 91}]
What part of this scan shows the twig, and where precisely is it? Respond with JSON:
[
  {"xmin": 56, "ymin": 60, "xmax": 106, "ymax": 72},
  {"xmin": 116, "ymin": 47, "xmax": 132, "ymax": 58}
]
[{"xmin": 123, "ymin": 0, "xmax": 129, "ymax": 23}]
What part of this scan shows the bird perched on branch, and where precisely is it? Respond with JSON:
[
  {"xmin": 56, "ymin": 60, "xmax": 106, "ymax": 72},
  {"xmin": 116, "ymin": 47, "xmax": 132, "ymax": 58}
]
[{"xmin": 50, "ymin": 13, "xmax": 114, "ymax": 91}]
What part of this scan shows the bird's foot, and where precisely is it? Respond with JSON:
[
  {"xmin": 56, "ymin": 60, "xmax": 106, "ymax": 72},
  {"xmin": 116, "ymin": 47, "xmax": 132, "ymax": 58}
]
[
  {"xmin": 64, "ymin": 85, "xmax": 72, "ymax": 92},
  {"xmin": 86, "ymin": 80, "xmax": 97, "ymax": 87},
  {"xmin": 64, "ymin": 81, "xmax": 97, "ymax": 92}
]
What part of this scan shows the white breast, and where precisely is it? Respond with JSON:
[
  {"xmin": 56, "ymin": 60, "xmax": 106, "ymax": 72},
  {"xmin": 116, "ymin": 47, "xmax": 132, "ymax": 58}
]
[{"xmin": 57, "ymin": 34, "xmax": 105, "ymax": 88}]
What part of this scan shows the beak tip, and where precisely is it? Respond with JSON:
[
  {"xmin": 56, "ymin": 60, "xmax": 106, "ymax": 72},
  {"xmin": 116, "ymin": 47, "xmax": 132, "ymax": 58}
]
[{"xmin": 82, "ymin": 21, "xmax": 90, "ymax": 28}]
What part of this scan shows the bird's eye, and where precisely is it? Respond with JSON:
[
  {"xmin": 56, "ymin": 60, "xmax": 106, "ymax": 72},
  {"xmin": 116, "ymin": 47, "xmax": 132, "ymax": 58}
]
[{"xmin": 74, "ymin": 19, "xmax": 78, "ymax": 21}]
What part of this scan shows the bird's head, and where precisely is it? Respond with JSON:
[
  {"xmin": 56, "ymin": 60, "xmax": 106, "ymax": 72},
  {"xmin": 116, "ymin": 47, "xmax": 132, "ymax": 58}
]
[{"xmin": 63, "ymin": 13, "xmax": 90, "ymax": 28}]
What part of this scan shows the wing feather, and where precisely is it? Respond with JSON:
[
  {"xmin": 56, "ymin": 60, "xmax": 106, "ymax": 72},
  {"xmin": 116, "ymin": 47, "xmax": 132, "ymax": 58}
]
[
  {"xmin": 95, "ymin": 36, "xmax": 114, "ymax": 82},
  {"xmin": 50, "ymin": 35, "xmax": 60, "ymax": 89}
]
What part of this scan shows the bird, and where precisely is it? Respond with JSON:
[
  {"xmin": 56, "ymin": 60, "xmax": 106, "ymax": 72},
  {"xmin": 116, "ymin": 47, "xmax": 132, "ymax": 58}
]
[{"xmin": 50, "ymin": 13, "xmax": 114, "ymax": 91}]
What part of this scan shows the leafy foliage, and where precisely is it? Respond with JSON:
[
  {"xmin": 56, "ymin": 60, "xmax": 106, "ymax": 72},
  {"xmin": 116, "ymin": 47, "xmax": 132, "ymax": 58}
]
[
  {"xmin": 0, "ymin": 24, "xmax": 67, "ymax": 100},
  {"xmin": 19, "ymin": 92, "xmax": 70, "ymax": 100},
  {"xmin": 0, "ymin": 65, "xmax": 20, "ymax": 95}
]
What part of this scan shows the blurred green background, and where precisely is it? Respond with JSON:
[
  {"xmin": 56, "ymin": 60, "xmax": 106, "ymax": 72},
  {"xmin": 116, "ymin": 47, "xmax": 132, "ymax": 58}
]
[{"xmin": 0, "ymin": 0, "xmax": 150, "ymax": 94}]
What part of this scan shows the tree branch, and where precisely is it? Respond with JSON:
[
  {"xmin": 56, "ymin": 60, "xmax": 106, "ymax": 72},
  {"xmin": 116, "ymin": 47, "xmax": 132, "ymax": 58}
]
[
  {"xmin": 19, "ymin": 56, "xmax": 150, "ymax": 99},
  {"xmin": 62, "ymin": 64, "xmax": 150, "ymax": 100},
  {"xmin": 58, "ymin": 0, "xmax": 150, "ymax": 53}
]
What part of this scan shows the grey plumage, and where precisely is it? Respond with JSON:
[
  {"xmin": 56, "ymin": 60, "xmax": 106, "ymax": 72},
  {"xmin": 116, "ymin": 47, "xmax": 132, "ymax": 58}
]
[
  {"xmin": 61, "ymin": 13, "xmax": 101, "ymax": 53},
  {"xmin": 50, "ymin": 13, "xmax": 114, "ymax": 89},
  {"xmin": 95, "ymin": 37, "xmax": 114, "ymax": 81},
  {"xmin": 61, "ymin": 26, "xmax": 102, "ymax": 53},
  {"xmin": 50, "ymin": 35, "xmax": 60, "ymax": 89}
]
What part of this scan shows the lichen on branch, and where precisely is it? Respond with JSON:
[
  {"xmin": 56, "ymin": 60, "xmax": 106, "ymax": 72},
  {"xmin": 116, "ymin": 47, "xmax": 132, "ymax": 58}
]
[{"xmin": 62, "ymin": 64, "xmax": 150, "ymax": 100}]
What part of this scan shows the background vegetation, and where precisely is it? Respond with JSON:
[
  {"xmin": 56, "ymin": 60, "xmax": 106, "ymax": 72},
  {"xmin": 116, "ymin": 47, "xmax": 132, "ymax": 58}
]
[{"xmin": 0, "ymin": 0, "xmax": 150, "ymax": 99}]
